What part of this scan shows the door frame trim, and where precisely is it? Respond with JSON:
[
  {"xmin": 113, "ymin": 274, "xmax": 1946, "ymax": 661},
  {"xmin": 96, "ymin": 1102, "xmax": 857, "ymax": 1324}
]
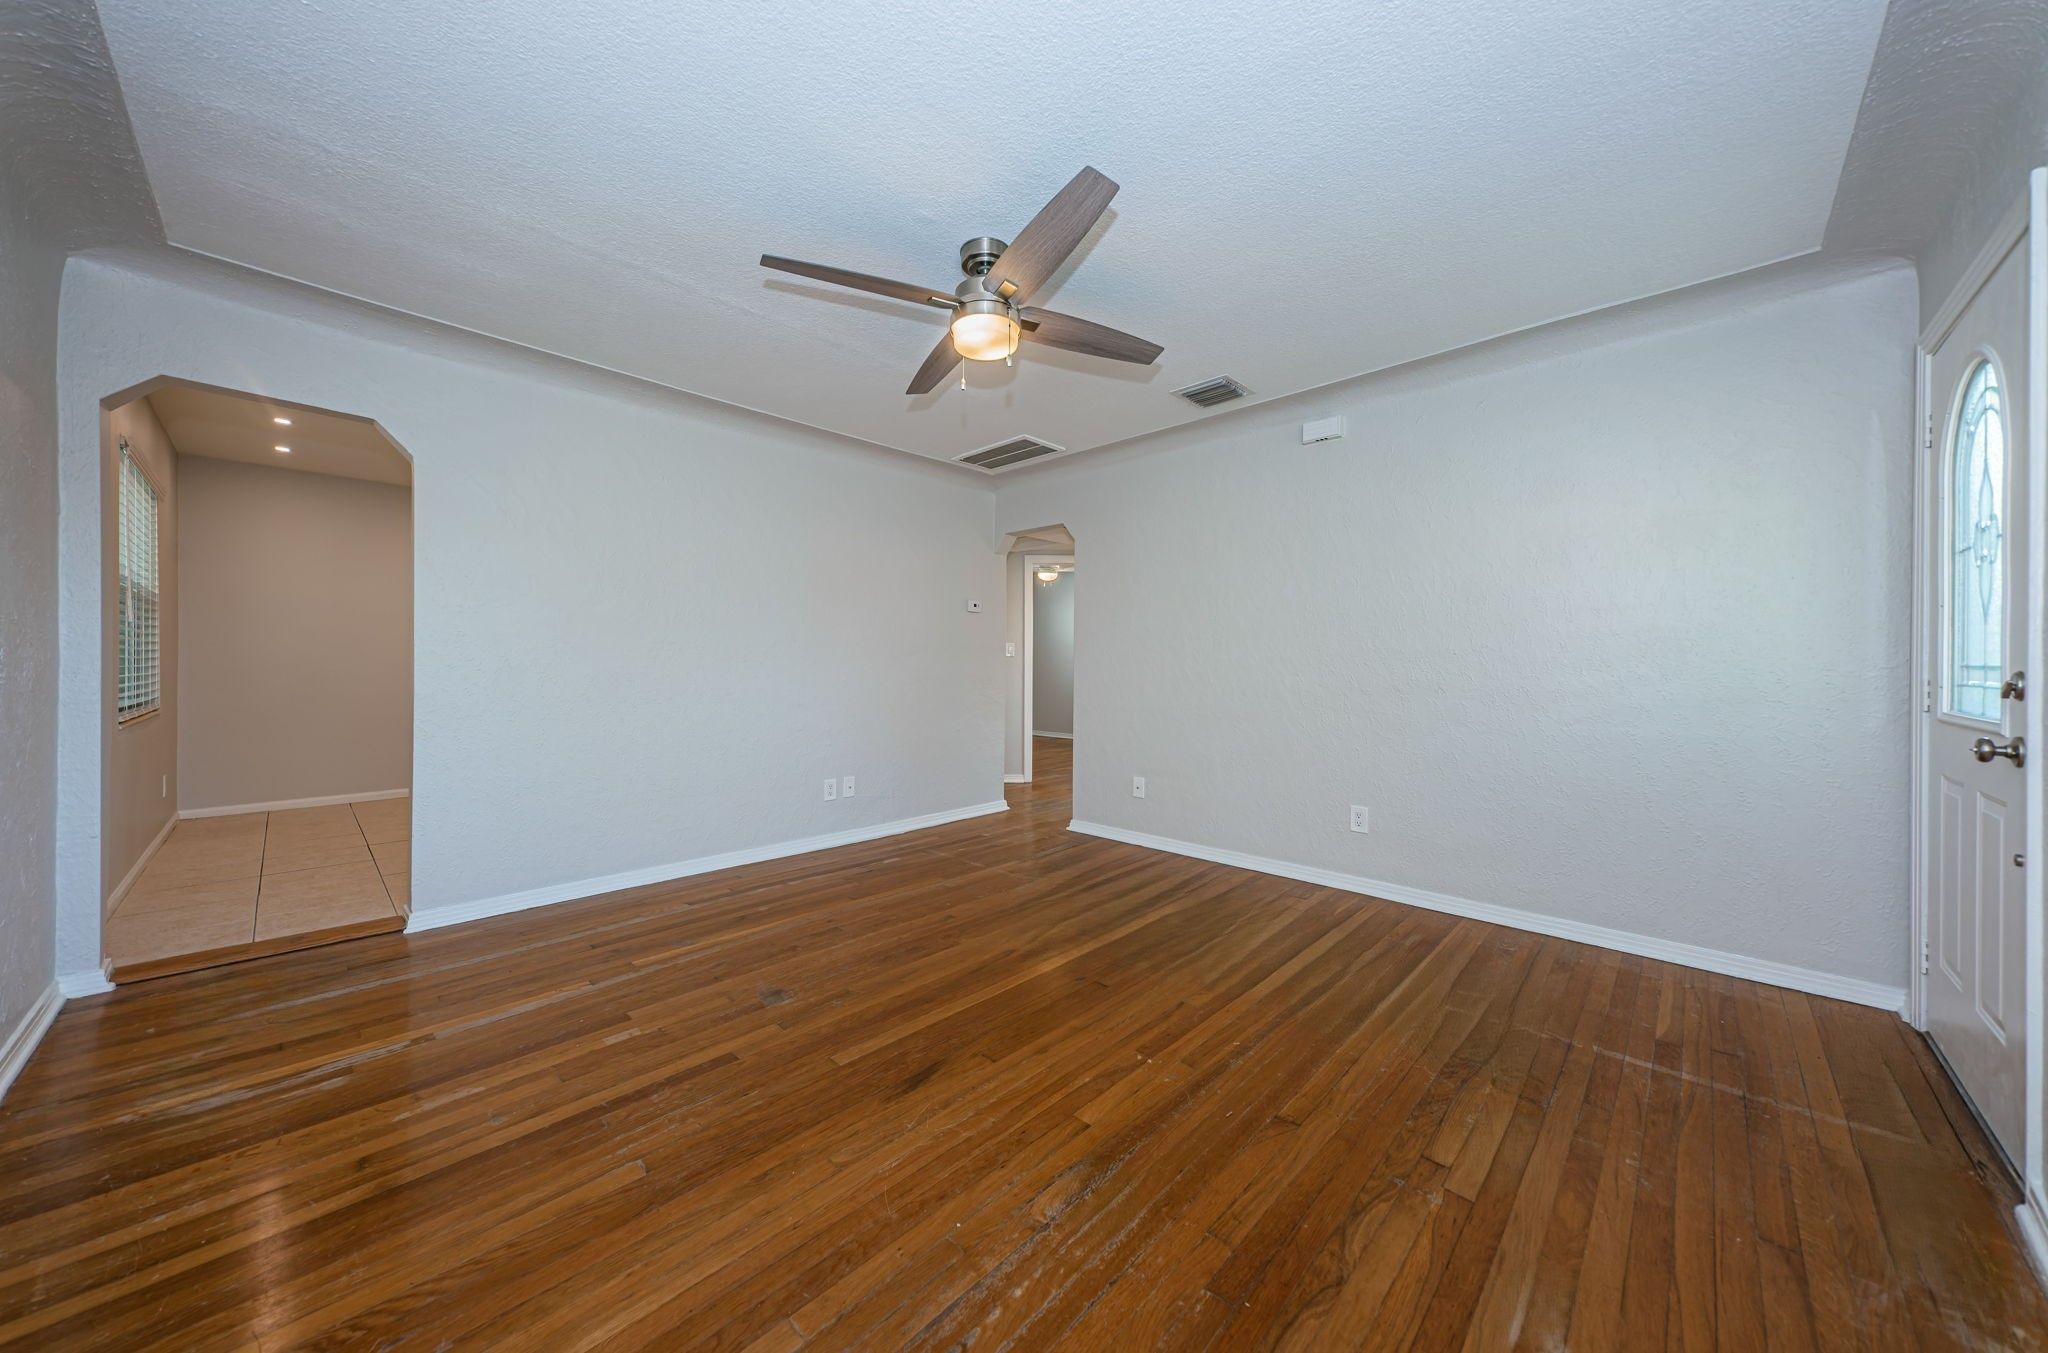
[
  {"xmin": 2024, "ymin": 166, "xmax": 2047, "ymax": 1242},
  {"xmin": 1910, "ymin": 175, "xmax": 2045, "ymax": 1242}
]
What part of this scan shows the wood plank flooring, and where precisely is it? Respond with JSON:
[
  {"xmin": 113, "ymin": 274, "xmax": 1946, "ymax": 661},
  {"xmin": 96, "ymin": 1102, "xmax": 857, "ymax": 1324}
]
[{"xmin": 3, "ymin": 736, "xmax": 2042, "ymax": 1349}]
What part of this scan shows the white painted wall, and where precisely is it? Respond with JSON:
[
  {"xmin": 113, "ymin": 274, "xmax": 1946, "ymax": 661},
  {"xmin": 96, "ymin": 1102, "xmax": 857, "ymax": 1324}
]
[
  {"xmin": 0, "ymin": 207, "xmax": 65, "ymax": 1050},
  {"xmin": 100, "ymin": 395, "xmax": 176, "ymax": 910},
  {"xmin": 1031, "ymin": 571, "xmax": 1074, "ymax": 737},
  {"xmin": 996, "ymin": 258, "xmax": 1918, "ymax": 994},
  {"xmin": 177, "ymin": 456, "xmax": 412, "ymax": 811},
  {"xmin": 55, "ymin": 248, "xmax": 1004, "ymax": 982}
]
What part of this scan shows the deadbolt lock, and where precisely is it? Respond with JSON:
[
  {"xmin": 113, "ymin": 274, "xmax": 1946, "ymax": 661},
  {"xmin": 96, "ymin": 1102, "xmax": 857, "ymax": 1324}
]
[{"xmin": 2002, "ymin": 671, "xmax": 2026, "ymax": 701}]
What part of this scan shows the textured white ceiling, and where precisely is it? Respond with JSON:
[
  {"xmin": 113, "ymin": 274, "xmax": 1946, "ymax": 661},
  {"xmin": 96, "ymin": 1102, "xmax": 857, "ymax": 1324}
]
[
  {"xmin": 96, "ymin": 0, "xmax": 1888, "ymax": 464},
  {"xmin": 148, "ymin": 383, "xmax": 412, "ymax": 486}
]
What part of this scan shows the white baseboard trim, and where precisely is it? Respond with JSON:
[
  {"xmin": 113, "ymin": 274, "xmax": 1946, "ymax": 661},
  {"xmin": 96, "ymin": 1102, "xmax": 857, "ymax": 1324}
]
[
  {"xmin": 105, "ymin": 812, "xmax": 177, "ymax": 916},
  {"xmin": 408, "ymin": 800, "xmax": 1011, "ymax": 936},
  {"xmin": 1031, "ymin": 731, "xmax": 1073, "ymax": 740},
  {"xmin": 1004, "ymin": 773, "xmax": 1029, "ymax": 784},
  {"xmin": 180, "ymin": 788, "xmax": 409, "ymax": 819},
  {"xmin": 0, "ymin": 982, "xmax": 63, "ymax": 1103},
  {"xmin": 58, "ymin": 966, "xmax": 115, "ymax": 998},
  {"xmin": 1068, "ymin": 821, "xmax": 1908, "ymax": 1014},
  {"xmin": 2017, "ymin": 1200, "xmax": 2048, "ymax": 1291}
]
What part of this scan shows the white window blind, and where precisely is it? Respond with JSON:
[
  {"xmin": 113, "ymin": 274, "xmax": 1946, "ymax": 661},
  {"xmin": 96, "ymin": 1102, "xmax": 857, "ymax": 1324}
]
[{"xmin": 117, "ymin": 439, "xmax": 162, "ymax": 722}]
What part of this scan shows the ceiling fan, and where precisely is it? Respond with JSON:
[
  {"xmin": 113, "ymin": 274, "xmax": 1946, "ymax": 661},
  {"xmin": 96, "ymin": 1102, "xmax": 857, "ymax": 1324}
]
[{"xmin": 760, "ymin": 167, "xmax": 1163, "ymax": 395}]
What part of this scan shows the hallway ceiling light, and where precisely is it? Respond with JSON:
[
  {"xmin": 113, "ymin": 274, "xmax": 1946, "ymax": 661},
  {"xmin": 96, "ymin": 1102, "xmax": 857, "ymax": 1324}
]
[
  {"xmin": 273, "ymin": 445, "xmax": 291, "ymax": 453},
  {"xmin": 1034, "ymin": 564, "xmax": 1067, "ymax": 584},
  {"xmin": 272, "ymin": 416, "xmax": 292, "ymax": 425}
]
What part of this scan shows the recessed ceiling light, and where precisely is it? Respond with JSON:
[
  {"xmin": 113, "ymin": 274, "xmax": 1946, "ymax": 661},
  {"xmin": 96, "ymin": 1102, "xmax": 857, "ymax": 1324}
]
[
  {"xmin": 274, "ymin": 445, "xmax": 292, "ymax": 454},
  {"xmin": 272, "ymin": 416, "xmax": 292, "ymax": 426}
]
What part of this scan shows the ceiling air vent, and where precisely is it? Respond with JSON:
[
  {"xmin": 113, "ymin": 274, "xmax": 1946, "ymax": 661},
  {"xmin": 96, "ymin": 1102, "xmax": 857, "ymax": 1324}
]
[
  {"xmin": 956, "ymin": 436, "xmax": 1068, "ymax": 473},
  {"xmin": 1174, "ymin": 375, "xmax": 1248, "ymax": 408}
]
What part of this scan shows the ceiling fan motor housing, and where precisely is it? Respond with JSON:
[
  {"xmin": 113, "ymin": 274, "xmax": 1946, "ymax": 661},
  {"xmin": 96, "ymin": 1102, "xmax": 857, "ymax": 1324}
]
[
  {"xmin": 958, "ymin": 236, "xmax": 1008, "ymax": 277},
  {"xmin": 954, "ymin": 239, "xmax": 1021, "ymax": 342}
]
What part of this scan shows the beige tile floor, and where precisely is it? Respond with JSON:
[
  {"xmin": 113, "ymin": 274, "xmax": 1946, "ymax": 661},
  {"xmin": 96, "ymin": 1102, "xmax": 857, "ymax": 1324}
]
[{"xmin": 106, "ymin": 796, "xmax": 410, "ymax": 975}]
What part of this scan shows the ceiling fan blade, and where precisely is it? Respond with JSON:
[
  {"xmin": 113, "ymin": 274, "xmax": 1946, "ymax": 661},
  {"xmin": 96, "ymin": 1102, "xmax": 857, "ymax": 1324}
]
[
  {"xmin": 907, "ymin": 330, "xmax": 962, "ymax": 395},
  {"xmin": 982, "ymin": 167, "xmax": 1118, "ymax": 304},
  {"xmin": 760, "ymin": 255, "xmax": 955, "ymax": 309},
  {"xmin": 1018, "ymin": 308, "xmax": 1162, "ymax": 365}
]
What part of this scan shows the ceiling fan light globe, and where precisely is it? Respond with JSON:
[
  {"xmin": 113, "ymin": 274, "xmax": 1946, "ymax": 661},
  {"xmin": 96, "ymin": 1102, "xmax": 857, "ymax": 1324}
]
[{"xmin": 950, "ymin": 308, "xmax": 1020, "ymax": 362}]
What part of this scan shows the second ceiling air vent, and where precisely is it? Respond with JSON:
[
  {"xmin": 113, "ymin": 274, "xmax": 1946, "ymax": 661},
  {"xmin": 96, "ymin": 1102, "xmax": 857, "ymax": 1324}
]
[
  {"xmin": 956, "ymin": 436, "xmax": 1068, "ymax": 472},
  {"xmin": 1174, "ymin": 375, "xmax": 1248, "ymax": 408}
]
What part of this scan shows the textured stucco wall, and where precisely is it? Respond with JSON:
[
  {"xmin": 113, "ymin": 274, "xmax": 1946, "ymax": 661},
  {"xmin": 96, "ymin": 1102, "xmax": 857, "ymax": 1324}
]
[
  {"xmin": 2, "ymin": 0, "xmax": 165, "ymax": 1059},
  {"xmin": 0, "ymin": 203, "xmax": 64, "ymax": 1046},
  {"xmin": 0, "ymin": 0, "xmax": 156, "ymax": 1048},
  {"xmin": 996, "ymin": 258, "xmax": 1918, "ymax": 990},
  {"xmin": 54, "ymin": 249, "xmax": 1002, "ymax": 981}
]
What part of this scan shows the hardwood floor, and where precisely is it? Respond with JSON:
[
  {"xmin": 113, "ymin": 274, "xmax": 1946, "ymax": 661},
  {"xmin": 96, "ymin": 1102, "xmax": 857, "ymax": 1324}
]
[{"xmin": 4, "ymin": 736, "xmax": 2042, "ymax": 1348}]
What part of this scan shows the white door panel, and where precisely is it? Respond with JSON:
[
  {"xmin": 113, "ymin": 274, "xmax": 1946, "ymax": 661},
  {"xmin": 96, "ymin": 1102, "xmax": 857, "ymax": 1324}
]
[{"xmin": 1923, "ymin": 230, "xmax": 2031, "ymax": 1165}]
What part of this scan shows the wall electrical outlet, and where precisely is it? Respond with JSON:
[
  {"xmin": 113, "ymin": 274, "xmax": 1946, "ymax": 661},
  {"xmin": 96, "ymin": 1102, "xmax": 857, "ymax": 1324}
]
[
  {"xmin": 1132, "ymin": 776, "xmax": 1146, "ymax": 799},
  {"xmin": 966, "ymin": 599, "xmax": 983, "ymax": 613},
  {"xmin": 823, "ymin": 777, "xmax": 838, "ymax": 801},
  {"xmin": 842, "ymin": 775, "xmax": 856, "ymax": 798},
  {"xmin": 1350, "ymin": 805, "xmax": 1369, "ymax": 833},
  {"xmin": 1005, "ymin": 642, "xmax": 1017, "ymax": 658}
]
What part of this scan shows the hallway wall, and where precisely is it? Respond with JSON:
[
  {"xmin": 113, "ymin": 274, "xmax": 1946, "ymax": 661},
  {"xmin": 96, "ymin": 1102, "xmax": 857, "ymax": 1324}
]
[
  {"xmin": 178, "ymin": 456, "xmax": 413, "ymax": 810},
  {"xmin": 1031, "ymin": 571, "xmax": 1074, "ymax": 737}
]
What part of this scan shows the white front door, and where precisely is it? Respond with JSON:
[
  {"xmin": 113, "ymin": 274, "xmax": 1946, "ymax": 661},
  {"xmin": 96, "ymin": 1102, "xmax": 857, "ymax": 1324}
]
[{"xmin": 1923, "ymin": 226, "xmax": 2032, "ymax": 1166}]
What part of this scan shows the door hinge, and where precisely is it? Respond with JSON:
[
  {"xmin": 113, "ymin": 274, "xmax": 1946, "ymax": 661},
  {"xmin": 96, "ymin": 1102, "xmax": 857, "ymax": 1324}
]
[
  {"xmin": 1923, "ymin": 676, "xmax": 1934, "ymax": 714},
  {"xmin": 1921, "ymin": 934, "xmax": 1930, "ymax": 976},
  {"xmin": 1925, "ymin": 414, "xmax": 1936, "ymax": 452}
]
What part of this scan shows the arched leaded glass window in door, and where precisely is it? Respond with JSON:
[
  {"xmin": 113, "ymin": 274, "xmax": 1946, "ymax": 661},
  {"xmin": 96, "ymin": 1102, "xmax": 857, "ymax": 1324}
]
[{"xmin": 1947, "ymin": 359, "xmax": 2006, "ymax": 722}]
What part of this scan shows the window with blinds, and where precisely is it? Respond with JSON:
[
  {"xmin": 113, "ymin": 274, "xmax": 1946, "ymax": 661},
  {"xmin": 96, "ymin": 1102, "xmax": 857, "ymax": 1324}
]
[{"xmin": 117, "ymin": 439, "xmax": 162, "ymax": 722}]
